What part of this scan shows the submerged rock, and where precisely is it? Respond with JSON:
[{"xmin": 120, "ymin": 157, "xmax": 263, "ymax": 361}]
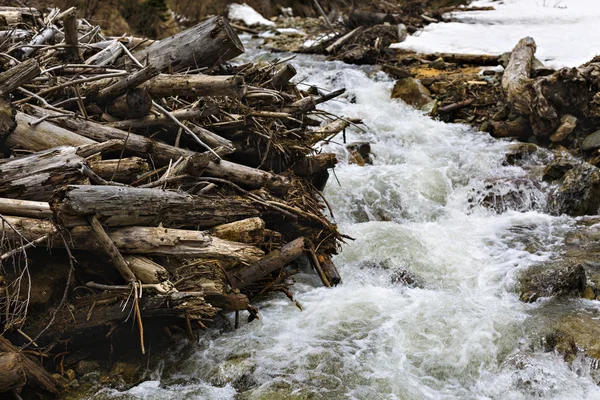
[
  {"xmin": 582, "ymin": 130, "xmax": 600, "ymax": 152},
  {"xmin": 469, "ymin": 177, "xmax": 543, "ymax": 214},
  {"xmin": 542, "ymin": 148, "xmax": 579, "ymax": 181},
  {"xmin": 548, "ymin": 162, "xmax": 600, "ymax": 216},
  {"xmin": 391, "ymin": 77, "xmax": 432, "ymax": 109},
  {"xmin": 546, "ymin": 313, "xmax": 600, "ymax": 366},
  {"xmin": 519, "ymin": 263, "xmax": 586, "ymax": 302}
]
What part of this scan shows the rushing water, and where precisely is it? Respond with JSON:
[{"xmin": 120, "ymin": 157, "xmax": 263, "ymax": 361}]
[{"xmin": 91, "ymin": 40, "xmax": 600, "ymax": 399}]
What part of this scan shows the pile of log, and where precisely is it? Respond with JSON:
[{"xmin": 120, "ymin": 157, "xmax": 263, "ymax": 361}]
[{"xmin": 0, "ymin": 6, "xmax": 351, "ymax": 396}]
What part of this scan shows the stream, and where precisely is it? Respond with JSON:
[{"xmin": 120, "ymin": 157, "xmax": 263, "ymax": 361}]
[{"xmin": 90, "ymin": 25, "xmax": 600, "ymax": 400}]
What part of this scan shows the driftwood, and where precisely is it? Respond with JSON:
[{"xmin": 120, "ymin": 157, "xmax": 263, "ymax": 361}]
[
  {"xmin": 419, "ymin": 53, "xmax": 501, "ymax": 66},
  {"xmin": 0, "ymin": 58, "xmax": 40, "ymax": 97},
  {"xmin": 229, "ymin": 237, "xmax": 305, "ymax": 289},
  {"xmin": 142, "ymin": 74, "xmax": 244, "ymax": 98},
  {"xmin": 0, "ymin": 352, "xmax": 26, "ymax": 393},
  {"xmin": 502, "ymin": 37, "xmax": 536, "ymax": 116},
  {"xmin": 129, "ymin": 17, "xmax": 244, "ymax": 72},
  {"xmin": 104, "ymin": 88, "xmax": 153, "ymax": 119}
]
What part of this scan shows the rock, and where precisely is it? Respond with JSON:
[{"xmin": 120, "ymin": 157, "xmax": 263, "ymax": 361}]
[
  {"xmin": 469, "ymin": 177, "xmax": 542, "ymax": 214},
  {"xmin": 390, "ymin": 269, "xmax": 418, "ymax": 287},
  {"xmin": 490, "ymin": 117, "xmax": 531, "ymax": 138},
  {"xmin": 109, "ymin": 361, "xmax": 140, "ymax": 384},
  {"xmin": 75, "ymin": 360, "xmax": 100, "ymax": 376},
  {"xmin": 582, "ymin": 130, "xmax": 600, "ymax": 152},
  {"xmin": 65, "ymin": 369, "xmax": 76, "ymax": 382},
  {"xmin": 546, "ymin": 313, "xmax": 600, "ymax": 364},
  {"xmin": 548, "ymin": 162, "xmax": 600, "ymax": 216},
  {"xmin": 519, "ymin": 263, "xmax": 586, "ymax": 302},
  {"xmin": 584, "ymin": 286, "xmax": 596, "ymax": 300},
  {"xmin": 504, "ymin": 143, "xmax": 539, "ymax": 166},
  {"xmin": 549, "ymin": 114, "xmax": 577, "ymax": 142},
  {"xmin": 542, "ymin": 148, "xmax": 579, "ymax": 181},
  {"xmin": 391, "ymin": 77, "xmax": 432, "ymax": 109},
  {"xmin": 430, "ymin": 57, "xmax": 450, "ymax": 70}
]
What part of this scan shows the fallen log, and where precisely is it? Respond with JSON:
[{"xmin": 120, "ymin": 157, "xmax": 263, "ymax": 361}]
[
  {"xmin": 0, "ymin": 97, "xmax": 16, "ymax": 143},
  {"xmin": 51, "ymin": 185, "xmax": 261, "ymax": 228},
  {"xmin": 141, "ymin": 74, "xmax": 244, "ymax": 98},
  {"xmin": 0, "ymin": 58, "xmax": 40, "ymax": 97},
  {"xmin": 229, "ymin": 237, "xmax": 305, "ymax": 289},
  {"xmin": 88, "ymin": 157, "xmax": 149, "ymax": 183},
  {"xmin": 317, "ymin": 253, "xmax": 341, "ymax": 286},
  {"xmin": 270, "ymin": 64, "xmax": 297, "ymax": 89},
  {"xmin": 129, "ymin": 16, "xmax": 244, "ymax": 72},
  {"xmin": 0, "ymin": 352, "xmax": 26, "ymax": 393},
  {"xmin": 104, "ymin": 88, "xmax": 152, "ymax": 119},
  {"xmin": 124, "ymin": 256, "xmax": 169, "ymax": 284},
  {"xmin": 0, "ymin": 146, "xmax": 88, "ymax": 201},
  {"xmin": 418, "ymin": 53, "xmax": 501, "ymax": 66},
  {"xmin": 5, "ymin": 112, "xmax": 95, "ymax": 152},
  {"xmin": 209, "ymin": 217, "xmax": 265, "ymax": 244},
  {"xmin": 106, "ymin": 106, "xmax": 216, "ymax": 131},
  {"xmin": 0, "ymin": 337, "xmax": 59, "ymax": 395},
  {"xmin": 502, "ymin": 37, "xmax": 536, "ymax": 116},
  {"xmin": 0, "ymin": 198, "xmax": 52, "ymax": 219},
  {"xmin": 1, "ymin": 215, "xmax": 264, "ymax": 266},
  {"xmin": 292, "ymin": 153, "xmax": 337, "ymax": 176}
]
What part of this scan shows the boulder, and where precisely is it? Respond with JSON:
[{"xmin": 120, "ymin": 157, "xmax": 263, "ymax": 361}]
[
  {"xmin": 469, "ymin": 177, "xmax": 543, "ymax": 214},
  {"xmin": 504, "ymin": 143, "xmax": 539, "ymax": 166},
  {"xmin": 519, "ymin": 263, "xmax": 586, "ymax": 302},
  {"xmin": 391, "ymin": 77, "xmax": 432, "ymax": 109},
  {"xmin": 582, "ymin": 130, "xmax": 600, "ymax": 152},
  {"xmin": 548, "ymin": 162, "xmax": 600, "ymax": 216},
  {"xmin": 542, "ymin": 148, "xmax": 579, "ymax": 181},
  {"xmin": 546, "ymin": 313, "xmax": 600, "ymax": 365}
]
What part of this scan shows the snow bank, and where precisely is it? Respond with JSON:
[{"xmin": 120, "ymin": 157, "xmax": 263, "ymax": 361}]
[
  {"xmin": 391, "ymin": 0, "xmax": 600, "ymax": 68},
  {"xmin": 228, "ymin": 3, "xmax": 275, "ymax": 27}
]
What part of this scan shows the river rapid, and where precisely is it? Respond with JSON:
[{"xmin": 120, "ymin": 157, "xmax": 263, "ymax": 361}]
[{"xmin": 91, "ymin": 31, "xmax": 600, "ymax": 400}]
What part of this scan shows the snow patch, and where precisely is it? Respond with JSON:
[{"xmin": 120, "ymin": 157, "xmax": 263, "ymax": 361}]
[
  {"xmin": 390, "ymin": 0, "xmax": 600, "ymax": 68},
  {"xmin": 228, "ymin": 3, "xmax": 275, "ymax": 27}
]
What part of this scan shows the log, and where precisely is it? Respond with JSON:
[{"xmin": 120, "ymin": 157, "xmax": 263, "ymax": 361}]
[
  {"xmin": 129, "ymin": 16, "xmax": 244, "ymax": 72},
  {"xmin": 1, "ymin": 215, "xmax": 265, "ymax": 266},
  {"xmin": 348, "ymin": 10, "xmax": 401, "ymax": 26},
  {"xmin": 0, "ymin": 337, "xmax": 59, "ymax": 395},
  {"xmin": 93, "ymin": 65, "xmax": 159, "ymax": 104},
  {"xmin": 292, "ymin": 153, "xmax": 337, "ymax": 176},
  {"xmin": 107, "ymin": 106, "xmax": 216, "ymax": 131},
  {"xmin": 19, "ymin": 24, "xmax": 58, "ymax": 58},
  {"xmin": 0, "ymin": 58, "xmax": 40, "ymax": 97},
  {"xmin": 105, "ymin": 88, "xmax": 152, "ymax": 119},
  {"xmin": 5, "ymin": 112, "xmax": 95, "ymax": 151},
  {"xmin": 209, "ymin": 217, "xmax": 265, "ymax": 244},
  {"xmin": 229, "ymin": 237, "xmax": 305, "ymax": 289},
  {"xmin": 502, "ymin": 37, "xmax": 536, "ymax": 116},
  {"xmin": 0, "ymin": 198, "xmax": 52, "ymax": 219},
  {"xmin": 85, "ymin": 39, "xmax": 122, "ymax": 66},
  {"xmin": 88, "ymin": 157, "xmax": 149, "ymax": 182},
  {"xmin": 317, "ymin": 253, "xmax": 341, "ymax": 286},
  {"xmin": 0, "ymin": 352, "xmax": 26, "ymax": 393},
  {"xmin": 0, "ymin": 146, "xmax": 88, "ymax": 201},
  {"xmin": 124, "ymin": 256, "xmax": 169, "ymax": 284},
  {"xmin": 491, "ymin": 117, "xmax": 531, "ymax": 138},
  {"xmin": 0, "ymin": 96, "xmax": 16, "ymax": 143},
  {"xmin": 61, "ymin": 7, "xmax": 80, "ymax": 60},
  {"xmin": 51, "ymin": 185, "xmax": 261, "ymax": 228},
  {"xmin": 325, "ymin": 27, "xmax": 364, "ymax": 54},
  {"xmin": 417, "ymin": 53, "xmax": 501, "ymax": 66},
  {"xmin": 271, "ymin": 64, "xmax": 297, "ymax": 89},
  {"xmin": 141, "ymin": 74, "xmax": 244, "ymax": 98}
]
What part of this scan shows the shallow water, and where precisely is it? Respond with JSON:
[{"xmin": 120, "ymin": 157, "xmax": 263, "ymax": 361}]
[{"xmin": 91, "ymin": 40, "xmax": 600, "ymax": 400}]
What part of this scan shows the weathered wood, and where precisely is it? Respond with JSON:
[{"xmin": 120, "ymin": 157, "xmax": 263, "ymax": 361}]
[
  {"xmin": 19, "ymin": 24, "xmax": 58, "ymax": 58},
  {"xmin": 502, "ymin": 37, "xmax": 536, "ymax": 116},
  {"xmin": 0, "ymin": 337, "xmax": 59, "ymax": 395},
  {"xmin": 229, "ymin": 237, "xmax": 305, "ymax": 289},
  {"xmin": 209, "ymin": 217, "xmax": 265, "ymax": 244},
  {"xmin": 0, "ymin": 352, "xmax": 27, "ymax": 393},
  {"xmin": 418, "ymin": 52, "xmax": 501, "ymax": 66},
  {"xmin": 0, "ymin": 146, "xmax": 88, "ymax": 201},
  {"xmin": 88, "ymin": 157, "xmax": 149, "ymax": 183},
  {"xmin": 93, "ymin": 65, "xmax": 159, "ymax": 104},
  {"xmin": 51, "ymin": 185, "xmax": 261, "ymax": 228},
  {"xmin": 105, "ymin": 88, "xmax": 152, "ymax": 119},
  {"xmin": 5, "ymin": 112, "xmax": 95, "ymax": 151},
  {"xmin": 491, "ymin": 118, "xmax": 531, "ymax": 138},
  {"xmin": 107, "ymin": 106, "xmax": 215, "ymax": 131},
  {"xmin": 124, "ymin": 255, "xmax": 169, "ymax": 284},
  {"xmin": 87, "ymin": 215, "xmax": 137, "ymax": 283},
  {"xmin": 85, "ymin": 39, "xmax": 122, "ymax": 66},
  {"xmin": 0, "ymin": 198, "xmax": 52, "ymax": 219},
  {"xmin": 348, "ymin": 10, "xmax": 401, "ymax": 26},
  {"xmin": 271, "ymin": 64, "xmax": 297, "ymax": 89},
  {"xmin": 317, "ymin": 253, "xmax": 341, "ymax": 286},
  {"xmin": 325, "ymin": 27, "xmax": 364, "ymax": 54},
  {"xmin": 61, "ymin": 7, "xmax": 80, "ymax": 60},
  {"xmin": 1, "ymin": 215, "xmax": 264, "ymax": 266},
  {"xmin": 0, "ymin": 58, "xmax": 40, "ymax": 96},
  {"xmin": 141, "ymin": 74, "xmax": 244, "ymax": 98},
  {"xmin": 130, "ymin": 17, "xmax": 244, "ymax": 72},
  {"xmin": 0, "ymin": 97, "xmax": 16, "ymax": 143},
  {"xmin": 292, "ymin": 153, "xmax": 337, "ymax": 176}
]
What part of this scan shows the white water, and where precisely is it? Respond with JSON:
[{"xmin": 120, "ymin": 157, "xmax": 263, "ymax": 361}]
[{"xmin": 92, "ymin": 41, "xmax": 600, "ymax": 400}]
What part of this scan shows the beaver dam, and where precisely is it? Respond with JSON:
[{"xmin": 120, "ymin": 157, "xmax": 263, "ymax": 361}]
[{"xmin": 4, "ymin": 1, "xmax": 600, "ymax": 399}]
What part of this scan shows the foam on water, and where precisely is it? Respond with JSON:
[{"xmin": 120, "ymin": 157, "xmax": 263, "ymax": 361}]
[{"xmin": 93, "ymin": 43, "xmax": 600, "ymax": 399}]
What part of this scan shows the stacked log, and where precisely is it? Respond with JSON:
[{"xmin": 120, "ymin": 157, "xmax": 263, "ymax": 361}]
[{"xmin": 0, "ymin": 6, "xmax": 349, "ymax": 396}]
